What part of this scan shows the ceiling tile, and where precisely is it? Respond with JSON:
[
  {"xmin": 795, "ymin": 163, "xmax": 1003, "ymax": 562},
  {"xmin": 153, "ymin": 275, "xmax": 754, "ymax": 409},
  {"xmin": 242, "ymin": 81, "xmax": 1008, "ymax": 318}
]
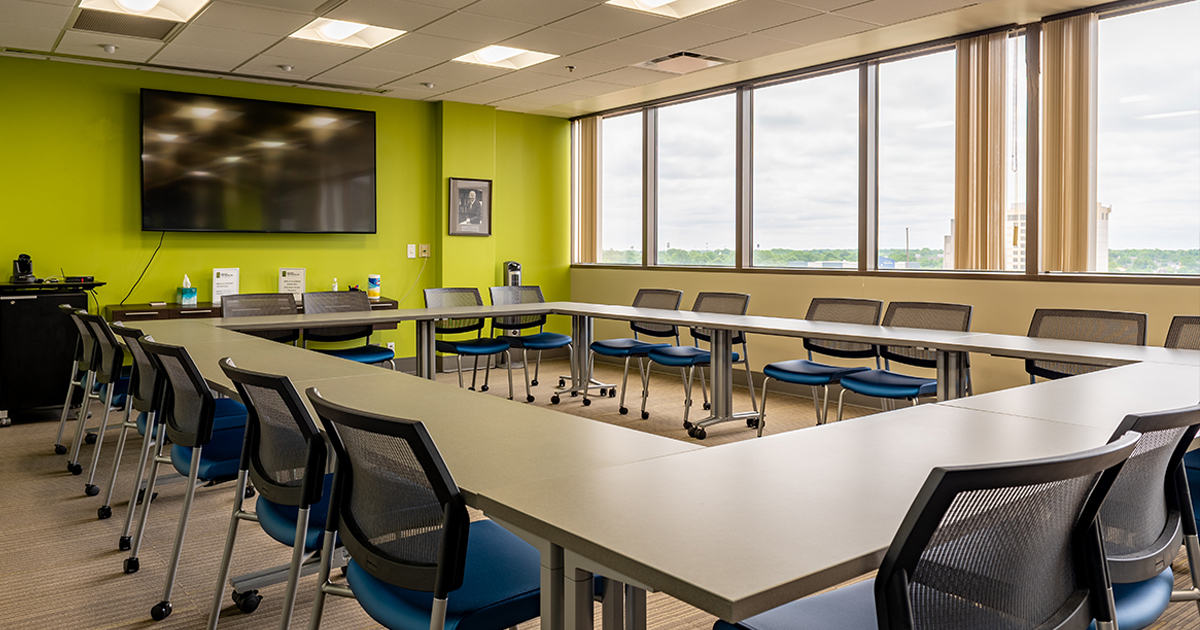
[
  {"xmin": 525, "ymin": 55, "xmax": 617, "ymax": 79},
  {"xmin": 0, "ymin": 0, "xmax": 72, "ymax": 28},
  {"xmin": 538, "ymin": 79, "xmax": 625, "ymax": 99},
  {"xmin": 192, "ymin": 2, "xmax": 313, "ymax": 36},
  {"xmin": 416, "ymin": 12, "xmax": 536, "ymax": 45},
  {"xmin": 404, "ymin": 0, "xmax": 476, "ymax": 8},
  {"xmin": 492, "ymin": 92, "xmax": 572, "ymax": 112},
  {"xmin": 570, "ymin": 39, "xmax": 675, "ymax": 66},
  {"xmin": 463, "ymin": 0, "xmax": 595, "ymax": 24},
  {"xmin": 622, "ymin": 20, "xmax": 742, "ymax": 51},
  {"xmin": 311, "ymin": 64, "xmax": 403, "ymax": 87},
  {"xmin": 55, "ymin": 31, "xmax": 164, "ymax": 62},
  {"xmin": 383, "ymin": 71, "xmax": 471, "ymax": 93},
  {"xmin": 149, "ymin": 44, "xmax": 255, "ymax": 71},
  {"xmin": 758, "ymin": 13, "xmax": 873, "ymax": 45},
  {"xmin": 691, "ymin": 0, "xmax": 819, "ymax": 33},
  {"xmin": 0, "ymin": 23, "xmax": 61, "ymax": 51},
  {"xmin": 17, "ymin": 0, "xmax": 75, "ymax": 5},
  {"xmin": 483, "ymin": 70, "xmax": 572, "ymax": 91},
  {"xmin": 836, "ymin": 0, "xmax": 973, "ymax": 26},
  {"xmin": 371, "ymin": 32, "xmax": 479, "ymax": 58},
  {"xmin": 169, "ymin": 24, "xmax": 278, "ymax": 54},
  {"xmin": 261, "ymin": 38, "xmax": 365, "ymax": 64},
  {"xmin": 500, "ymin": 27, "xmax": 609, "ymax": 57},
  {"xmin": 234, "ymin": 53, "xmax": 338, "ymax": 79},
  {"xmin": 589, "ymin": 66, "xmax": 673, "ymax": 87},
  {"xmin": 436, "ymin": 82, "xmax": 528, "ymax": 104},
  {"xmin": 380, "ymin": 85, "xmax": 442, "ymax": 100},
  {"xmin": 692, "ymin": 33, "xmax": 800, "ymax": 60},
  {"xmin": 552, "ymin": 5, "xmax": 670, "ymax": 40},
  {"xmin": 779, "ymin": 0, "xmax": 862, "ymax": 10},
  {"xmin": 419, "ymin": 60, "xmax": 513, "ymax": 82},
  {"xmin": 223, "ymin": 0, "xmax": 328, "ymax": 11},
  {"xmin": 344, "ymin": 48, "xmax": 440, "ymax": 74},
  {"xmin": 325, "ymin": 0, "xmax": 452, "ymax": 32}
]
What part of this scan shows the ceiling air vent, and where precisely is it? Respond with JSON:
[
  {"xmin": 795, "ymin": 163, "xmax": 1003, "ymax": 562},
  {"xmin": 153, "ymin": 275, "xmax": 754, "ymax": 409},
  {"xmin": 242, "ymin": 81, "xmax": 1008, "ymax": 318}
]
[
  {"xmin": 635, "ymin": 51, "xmax": 732, "ymax": 74},
  {"xmin": 72, "ymin": 8, "xmax": 178, "ymax": 40}
]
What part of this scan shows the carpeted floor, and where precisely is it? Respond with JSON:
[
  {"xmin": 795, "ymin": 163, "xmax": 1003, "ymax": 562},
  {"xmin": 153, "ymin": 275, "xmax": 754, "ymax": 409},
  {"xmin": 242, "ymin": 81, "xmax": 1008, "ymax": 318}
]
[{"xmin": 0, "ymin": 358, "xmax": 1195, "ymax": 629}]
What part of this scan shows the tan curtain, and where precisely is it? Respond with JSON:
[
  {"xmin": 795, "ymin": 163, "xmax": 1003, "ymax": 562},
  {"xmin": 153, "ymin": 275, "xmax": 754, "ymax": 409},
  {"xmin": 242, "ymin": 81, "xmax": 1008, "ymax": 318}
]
[
  {"xmin": 574, "ymin": 116, "xmax": 600, "ymax": 263},
  {"xmin": 1042, "ymin": 14, "xmax": 1099, "ymax": 272},
  {"xmin": 954, "ymin": 31, "xmax": 1009, "ymax": 270}
]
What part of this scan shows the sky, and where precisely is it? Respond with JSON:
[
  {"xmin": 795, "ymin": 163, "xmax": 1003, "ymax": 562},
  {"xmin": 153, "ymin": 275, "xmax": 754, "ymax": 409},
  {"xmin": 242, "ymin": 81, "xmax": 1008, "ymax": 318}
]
[{"xmin": 600, "ymin": 0, "xmax": 1200, "ymax": 255}]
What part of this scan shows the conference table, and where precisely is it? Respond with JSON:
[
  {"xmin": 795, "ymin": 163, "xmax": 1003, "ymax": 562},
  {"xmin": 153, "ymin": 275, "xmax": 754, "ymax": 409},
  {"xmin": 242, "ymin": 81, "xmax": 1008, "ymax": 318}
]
[{"xmin": 126, "ymin": 302, "xmax": 1200, "ymax": 630}]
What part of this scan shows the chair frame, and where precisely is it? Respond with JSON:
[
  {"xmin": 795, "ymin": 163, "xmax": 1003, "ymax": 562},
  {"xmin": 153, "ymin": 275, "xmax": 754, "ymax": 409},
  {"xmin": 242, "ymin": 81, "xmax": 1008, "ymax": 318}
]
[
  {"xmin": 1166, "ymin": 315, "xmax": 1200, "ymax": 350},
  {"xmin": 582, "ymin": 288, "xmax": 684, "ymax": 418},
  {"xmin": 54, "ymin": 305, "xmax": 95, "ymax": 457},
  {"xmin": 98, "ymin": 324, "xmax": 158, "ymax": 522},
  {"xmin": 425, "ymin": 287, "xmax": 515, "ymax": 399},
  {"xmin": 302, "ymin": 291, "xmax": 395, "ymax": 369},
  {"xmin": 221, "ymin": 293, "xmax": 301, "ymax": 345},
  {"xmin": 1026, "ymin": 308, "xmax": 1148, "ymax": 382},
  {"xmin": 489, "ymin": 285, "xmax": 574, "ymax": 404},
  {"xmin": 71, "ymin": 312, "xmax": 127, "ymax": 495}
]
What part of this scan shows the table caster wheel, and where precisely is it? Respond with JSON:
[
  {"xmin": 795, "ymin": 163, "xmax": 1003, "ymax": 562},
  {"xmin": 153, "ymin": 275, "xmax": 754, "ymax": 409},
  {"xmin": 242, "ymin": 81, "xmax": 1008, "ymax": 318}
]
[
  {"xmin": 551, "ymin": 395, "xmax": 560, "ymax": 404},
  {"xmin": 694, "ymin": 427, "xmax": 707, "ymax": 440},
  {"xmin": 526, "ymin": 395, "xmax": 535, "ymax": 403},
  {"xmin": 119, "ymin": 536, "xmax": 131, "ymax": 551},
  {"xmin": 570, "ymin": 391, "xmax": 578, "ymax": 397},
  {"xmin": 598, "ymin": 388, "xmax": 607, "ymax": 396},
  {"xmin": 480, "ymin": 385, "xmax": 489, "ymax": 392},
  {"xmin": 641, "ymin": 411, "xmax": 649, "ymax": 420},
  {"xmin": 468, "ymin": 387, "xmax": 475, "ymax": 391},
  {"xmin": 558, "ymin": 378, "xmax": 566, "ymax": 387},
  {"xmin": 582, "ymin": 398, "xmax": 591, "ymax": 406},
  {"xmin": 124, "ymin": 557, "xmax": 140, "ymax": 574},
  {"xmin": 98, "ymin": 505, "xmax": 112, "ymax": 519},
  {"xmin": 703, "ymin": 402, "xmax": 711, "ymax": 411},
  {"xmin": 619, "ymin": 407, "xmax": 628, "ymax": 415},
  {"xmin": 746, "ymin": 418, "xmax": 759, "ymax": 428},
  {"xmin": 54, "ymin": 444, "xmax": 67, "ymax": 455},
  {"xmin": 532, "ymin": 379, "xmax": 539, "ymax": 386},
  {"xmin": 232, "ymin": 589, "xmax": 262, "ymax": 614},
  {"xmin": 686, "ymin": 426, "xmax": 696, "ymax": 438},
  {"xmin": 137, "ymin": 489, "xmax": 158, "ymax": 505},
  {"xmin": 68, "ymin": 462, "xmax": 82, "ymax": 475},
  {"xmin": 244, "ymin": 486, "xmax": 256, "ymax": 499},
  {"xmin": 609, "ymin": 389, "xmax": 616, "ymax": 398},
  {"xmin": 151, "ymin": 601, "xmax": 172, "ymax": 620},
  {"xmin": 85, "ymin": 433, "xmax": 97, "ymax": 445},
  {"xmin": 683, "ymin": 421, "xmax": 693, "ymax": 430}
]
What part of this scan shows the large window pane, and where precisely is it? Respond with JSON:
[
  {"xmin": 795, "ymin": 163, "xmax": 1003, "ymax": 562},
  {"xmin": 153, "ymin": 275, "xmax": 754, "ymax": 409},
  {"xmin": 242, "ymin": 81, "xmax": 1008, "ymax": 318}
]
[
  {"xmin": 752, "ymin": 70, "xmax": 859, "ymax": 269},
  {"xmin": 1097, "ymin": 1, "xmax": 1200, "ymax": 274},
  {"xmin": 657, "ymin": 94, "xmax": 736, "ymax": 266},
  {"xmin": 878, "ymin": 50, "xmax": 956, "ymax": 270},
  {"xmin": 1004, "ymin": 34, "xmax": 1029, "ymax": 271},
  {"xmin": 600, "ymin": 113, "xmax": 642, "ymax": 264}
]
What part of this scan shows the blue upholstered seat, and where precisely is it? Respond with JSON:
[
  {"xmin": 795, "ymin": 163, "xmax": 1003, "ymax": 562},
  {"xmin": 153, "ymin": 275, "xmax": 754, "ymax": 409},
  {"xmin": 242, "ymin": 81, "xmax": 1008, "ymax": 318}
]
[
  {"xmin": 1090, "ymin": 569, "xmax": 1175, "ymax": 630},
  {"xmin": 506, "ymin": 331, "xmax": 571, "ymax": 351},
  {"xmin": 762, "ymin": 360, "xmax": 870, "ymax": 386},
  {"xmin": 838, "ymin": 369, "xmax": 937, "ymax": 400},
  {"xmin": 255, "ymin": 473, "xmax": 335, "ymax": 551},
  {"xmin": 436, "ymin": 337, "xmax": 512, "ymax": 356},
  {"xmin": 132, "ymin": 400, "xmax": 243, "ymax": 437},
  {"xmin": 345, "ymin": 519, "xmax": 541, "ymax": 630},
  {"xmin": 647, "ymin": 346, "xmax": 738, "ymax": 367},
  {"xmin": 170, "ymin": 424, "xmax": 246, "ymax": 480},
  {"xmin": 713, "ymin": 578, "xmax": 877, "ymax": 630},
  {"xmin": 1186, "ymin": 451, "xmax": 1200, "ymax": 528},
  {"xmin": 318, "ymin": 344, "xmax": 396, "ymax": 365},
  {"xmin": 97, "ymin": 377, "xmax": 130, "ymax": 408},
  {"xmin": 590, "ymin": 338, "xmax": 670, "ymax": 357}
]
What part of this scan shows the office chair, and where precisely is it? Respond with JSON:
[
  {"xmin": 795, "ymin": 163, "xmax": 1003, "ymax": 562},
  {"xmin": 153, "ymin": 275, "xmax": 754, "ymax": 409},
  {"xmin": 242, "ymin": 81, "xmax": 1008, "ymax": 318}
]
[
  {"xmin": 489, "ymin": 285, "xmax": 572, "ymax": 403},
  {"xmin": 424, "ymin": 288, "xmax": 515, "ymax": 398},
  {"xmin": 713, "ymin": 432, "xmax": 1140, "ymax": 630},
  {"xmin": 759, "ymin": 298, "xmax": 882, "ymax": 436},
  {"xmin": 582, "ymin": 288, "xmax": 683, "ymax": 417},
  {"xmin": 835, "ymin": 302, "xmax": 973, "ymax": 422},
  {"xmin": 68, "ymin": 312, "xmax": 127, "ymax": 491},
  {"xmin": 301, "ymin": 291, "xmax": 395, "ymax": 368},
  {"xmin": 303, "ymin": 388, "xmax": 543, "ymax": 630},
  {"xmin": 53, "ymin": 305, "xmax": 95, "ymax": 456},
  {"xmin": 222, "ymin": 293, "xmax": 301, "ymax": 344},
  {"xmin": 645, "ymin": 292, "xmax": 759, "ymax": 439},
  {"xmin": 1166, "ymin": 315, "xmax": 1200, "ymax": 351},
  {"xmin": 207, "ymin": 358, "xmax": 341, "ymax": 630},
  {"xmin": 1099, "ymin": 404, "xmax": 1200, "ymax": 629},
  {"xmin": 1025, "ymin": 308, "xmax": 1147, "ymax": 382},
  {"xmin": 124, "ymin": 338, "xmax": 250, "ymax": 622}
]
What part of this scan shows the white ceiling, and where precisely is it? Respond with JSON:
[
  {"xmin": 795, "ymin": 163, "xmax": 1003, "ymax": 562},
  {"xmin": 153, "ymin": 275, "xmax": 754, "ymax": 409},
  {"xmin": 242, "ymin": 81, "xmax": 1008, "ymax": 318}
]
[{"xmin": 0, "ymin": 0, "xmax": 1107, "ymax": 116}]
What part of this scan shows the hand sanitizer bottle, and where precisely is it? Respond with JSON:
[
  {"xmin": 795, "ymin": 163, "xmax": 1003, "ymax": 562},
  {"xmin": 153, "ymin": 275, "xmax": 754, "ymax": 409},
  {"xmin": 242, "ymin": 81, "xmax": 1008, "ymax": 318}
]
[{"xmin": 332, "ymin": 277, "xmax": 338, "ymax": 291}]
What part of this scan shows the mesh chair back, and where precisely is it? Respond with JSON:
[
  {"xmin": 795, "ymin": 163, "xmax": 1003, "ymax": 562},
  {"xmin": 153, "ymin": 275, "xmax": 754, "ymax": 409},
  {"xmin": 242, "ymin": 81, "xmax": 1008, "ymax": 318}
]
[
  {"xmin": 140, "ymin": 338, "xmax": 215, "ymax": 448},
  {"xmin": 879, "ymin": 302, "xmax": 972, "ymax": 369},
  {"xmin": 113, "ymin": 325, "xmax": 161, "ymax": 413},
  {"xmin": 220, "ymin": 358, "xmax": 326, "ymax": 508},
  {"xmin": 629, "ymin": 289, "xmax": 683, "ymax": 338},
  {"xmin": 61, "ymin": 306, "xmax": 95, "ymax": 371},
  {"xmin": 79, "ymin": 313, "xmax": 125, "ymax": 385},
  {"xmin": 306, "ymin": 389, "xmax": 469, "ymax": 599},
  {"xmin": 424, "ymin": 288, "xmax": 485, "ymax": 335},
  {"xmin": 302, "ymin": 291, "xmax": 373, "ymax": 343},
  {"xmin": 876, "ymin": 432, "xmax": 1140, "ymax": 630},
  {"xmin": 803, "ymin": 298, "xmax": 883, "ymax": 359},
  {"xmin": 222, "ymin": 293, "xmax": 300, "ymax": 344},
  {"xmin": 689, "ymin": 292, "xmax": 751, "ymax": 346},
  {"xmin": 1026, "ymin": 309, "xmax": 1147, "ymax": 380},
  {"xmin": 1165, "ymin": 315, "xmax": 1200, "ymax": 350},
  {"xmin": 1100, "ymin": 405, "xmax": 1200, "ymax": 582},
  {"xmin": 489, "ymin": 286, "xmax": 548, "ymax": 331}
]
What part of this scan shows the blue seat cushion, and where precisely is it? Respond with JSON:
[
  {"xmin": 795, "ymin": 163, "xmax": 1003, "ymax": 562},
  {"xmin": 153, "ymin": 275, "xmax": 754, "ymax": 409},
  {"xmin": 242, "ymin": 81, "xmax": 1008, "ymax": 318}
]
[
  {"xmin": 170, "ymin": 425, "xmax": 245, "ymax": 480},
  {"xmin": 213, "ymin": 398, "xmax": 248, "ymax": 431},
  {"xmin": 763, "ymin": 360, "xmax": 871, "ymax": 386},
  {"xmin": 1088, "ymin": 569, "xmax": 1174, "ymax": 630},
  {"xmin": 98, "ymin": 378, "xmax": 129, "ymax": 408},
  {"xmin": 136, "ymin": 411, "xmax": 150, "ymax": 437},
  {"xmin": 1184, "ymin": 459, "xmax": 1200, "ymax": 534},
  {"xmin": 648, "ymin": 346, "xmax": 740, "ymax": 367},
  {"xmin": 508, "ymin": 332, "xmax": 572, "ymax": 351},
  {"xmin": 591, "ymin": 338, "xmax": 670, "ymax": 357},
  {"xmin": 714, "ymin": 578, "xmax": 877, "ymax": 630},
  {"xmin": 317, "ymin": 345, "xmax": 395, "ymax": 365},
  {"xmin": 346, "ymin": 519, "xmax": 541, "ymax": 630},
  {"xmin": 839, "ymin": 369, "xmax": 937, "ymax": 400},
  {"xmin": 437, "ymin": 338, "xmax": 511, "ymax": 356},
  {"xmin": 256, "ymin": 473, "xmax": 335, "ymax": 551}
]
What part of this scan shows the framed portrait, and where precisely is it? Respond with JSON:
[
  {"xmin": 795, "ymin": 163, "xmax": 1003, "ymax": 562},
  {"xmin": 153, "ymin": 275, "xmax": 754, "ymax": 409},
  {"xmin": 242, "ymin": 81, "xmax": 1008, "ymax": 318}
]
[{"xmin": 448, "ymin": 178, "xmax": 491, "ymax": 236}]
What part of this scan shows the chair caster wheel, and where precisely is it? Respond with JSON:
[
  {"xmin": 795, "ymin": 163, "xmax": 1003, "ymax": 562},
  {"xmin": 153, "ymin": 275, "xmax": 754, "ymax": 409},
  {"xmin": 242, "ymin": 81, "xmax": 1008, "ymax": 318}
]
[
  {"xmin": 746, "ymin": 418, "xmax": 759, "ymax": 428},
  {"xmin": 54, "ymin": 444, "xmax": 67, "ymax": 455},
  {"xmin": 68, "ymin": 463, "xmax": 82, "ymax": 475},
  {"xmin": 703, "ymin": 402, "xmax": 711, "ymax": 410},
  {"xmin": 526, "ymin": 395, "xmax": 535, "ymax": 403},
  {"xmin": 244, "ymin": 486, "xmax": 256, "ymax": 499},
  {"xmin": 683, "ymin": 421, "xmax": 693, "ymax": 430},
  {"xmin": 85, "ymin": 433, "xmax": 97, "ymax": 445},
  {"xmin": 468, "ymin": 387, "xmax": 476, "ymax": 391},
  {"xmin": 582, "ymin": 398, "xmax": 591, "ymax": 406},
  {"xmin": 641, "ymin": 411, "xmax": 650, "ymax": 420},
  {"xmin": 609, "ymin": 389, "xmax": 616, "ymax": 398},
  {"xmin": 532, "ymin": 379, "xmax": 539, "ymax": 386},
  {"xmin": 85, "ymin": 484, "xmax": 99, "ymax": 497},
  {"xmin": 232, "ymin": 589, "xmax": 262, "ymax": 614},
  {"xmin": 558, "ymin": 379, "xmax": 566, "ymax": 387},
  {"xmin": 124, "ymin": 557, "xmax": 140, "ymax": 574},
  {"xmin": 551, "ymin": 395, "xmax": 560, "ymax": 404},
  {"xmin": 598, "ymin": 388, "xmax": 607, "ymax": 396},
  {"xmin": 151, "ymin": 601, "xmax": 172, "ymax": 621},
  {"xmin": 570, "ymin": 391, "xmax": 578, "ymax": 397},
  {"xmin": 136, "ymin": 489, "xmax": 158, "ymax": 505},
  {"xmin": 687, "ymin": 427, "xmax": 707, "ymax": 439},
  {"xmin": 98, "ymin": 505, "xmax": 112, "ymax": 519},
  {"xmin": 619, "ymin": 407, "xmax": 628, "ymax": 415},
  {"xmin": 480, "ymin": 385, "xmax": 489, "ymax": 392},
  {"xmin": 119, "ymin": 536, "xmax": 131, "ymax": 551}
]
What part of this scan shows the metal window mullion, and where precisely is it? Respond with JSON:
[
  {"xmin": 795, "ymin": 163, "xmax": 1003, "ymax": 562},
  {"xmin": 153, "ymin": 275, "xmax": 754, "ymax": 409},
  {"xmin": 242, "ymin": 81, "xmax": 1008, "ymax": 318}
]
[
  {"xmin": 643, "ymin": 108, "xmax": 658, "ymax": 267},
  {"xmin": 860, "ymin": 62, "xmax": 879, "ymax": 272},
  {"xmin": 736, "ymin": 87, "xmax": 753, "ymax": 270},
  {"xmin": 1025, "ymin": 23, "xmax": 1041, "ymax": 277}
]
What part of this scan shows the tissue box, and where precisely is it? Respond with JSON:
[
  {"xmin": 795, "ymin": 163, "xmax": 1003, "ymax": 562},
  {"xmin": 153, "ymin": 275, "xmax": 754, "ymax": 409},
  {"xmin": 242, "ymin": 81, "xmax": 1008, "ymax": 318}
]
[{"xmin": 177, "ymin": 287, "xmax": 198, "ymax": 306}]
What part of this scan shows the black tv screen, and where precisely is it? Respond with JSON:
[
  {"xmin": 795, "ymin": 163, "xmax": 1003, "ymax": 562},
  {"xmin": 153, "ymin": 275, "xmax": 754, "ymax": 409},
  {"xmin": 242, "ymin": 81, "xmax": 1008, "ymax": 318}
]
[{"xmin": 141, "ymin": 89, "xmax": 376, "ymax": 233}]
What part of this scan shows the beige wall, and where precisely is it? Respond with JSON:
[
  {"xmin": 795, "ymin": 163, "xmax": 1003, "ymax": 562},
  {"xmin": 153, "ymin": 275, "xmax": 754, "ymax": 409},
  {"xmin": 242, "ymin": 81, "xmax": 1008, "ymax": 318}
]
[{"xmin": 571, "ymin": 267, "xmax": 1200, "ymax": 395}]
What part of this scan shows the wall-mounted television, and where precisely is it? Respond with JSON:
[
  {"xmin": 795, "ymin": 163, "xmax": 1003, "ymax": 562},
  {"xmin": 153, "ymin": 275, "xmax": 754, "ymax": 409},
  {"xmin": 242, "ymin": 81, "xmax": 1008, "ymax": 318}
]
[{"xmin": 140, "ymin": 89, "xmax": 376, "ymax": 233}]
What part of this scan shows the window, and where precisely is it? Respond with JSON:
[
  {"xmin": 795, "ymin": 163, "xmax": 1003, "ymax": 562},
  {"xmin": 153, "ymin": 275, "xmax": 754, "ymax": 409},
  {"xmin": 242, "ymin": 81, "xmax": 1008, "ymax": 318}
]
[
  {"xmin": 657, "ymin": 94, "xmax": 737, "ymax": 266},
  {"xmin": 599, "ymin": 113, "xmax": 643, "ymax": 264},
  {"xmin": 1005, "ymin": 34, "xmax": 1029, "ymax": 272},
  {"xmin": 877, "ymin": 49, "xmax": 956, "ymax": 270},
  {"xmin": 1097, "ymin": 1, "xmax": 1200, "ymax": 274},
  {"xmin": 752, "ymin": 70, "xmax": 859, "ymax": 269}
]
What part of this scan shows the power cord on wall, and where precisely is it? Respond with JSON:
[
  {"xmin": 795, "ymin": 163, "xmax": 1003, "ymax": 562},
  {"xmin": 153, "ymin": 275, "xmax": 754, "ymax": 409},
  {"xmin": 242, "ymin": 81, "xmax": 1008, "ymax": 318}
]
[
  {"xmin": 120, "ymin": 231, "xmax": 166, "ymax": 306},
  {"xmin": 396, "ymin": 257, "xmax": 429, "ymax": 306}
]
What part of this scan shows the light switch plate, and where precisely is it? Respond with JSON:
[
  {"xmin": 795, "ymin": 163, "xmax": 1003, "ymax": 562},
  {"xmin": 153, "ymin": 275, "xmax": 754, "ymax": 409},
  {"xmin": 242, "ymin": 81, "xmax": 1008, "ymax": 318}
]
[{"xmin": 407, "ymin": 244, "xmax": 417, "ymax": 258}]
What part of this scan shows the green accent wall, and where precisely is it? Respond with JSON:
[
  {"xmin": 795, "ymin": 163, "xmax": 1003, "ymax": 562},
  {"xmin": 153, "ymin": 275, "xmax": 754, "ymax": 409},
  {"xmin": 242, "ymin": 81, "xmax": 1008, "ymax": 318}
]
[{"xmin": 0, "ymin": 56, "xmax": 572, "ymax": 353}]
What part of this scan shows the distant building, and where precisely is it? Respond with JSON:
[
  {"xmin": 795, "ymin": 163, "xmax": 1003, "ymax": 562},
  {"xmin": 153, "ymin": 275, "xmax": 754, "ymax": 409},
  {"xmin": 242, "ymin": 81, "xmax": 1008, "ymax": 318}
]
[{"xmin": 1003, "ymin": 202, "xmax": 1111, "ymax": 271}]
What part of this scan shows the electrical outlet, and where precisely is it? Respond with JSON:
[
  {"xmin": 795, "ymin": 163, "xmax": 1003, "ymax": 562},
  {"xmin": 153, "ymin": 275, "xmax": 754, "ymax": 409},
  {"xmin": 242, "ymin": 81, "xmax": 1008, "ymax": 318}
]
[
  {"xmin": 407, "ymin": 244, "xmax": 416, "ymax": 259},
  {"xmin": 387, "ymin": 342, "xmax": 395, "ymax": 351},
  {"xmin": 419, "ymin": 244, "xmax": 430, "ymax": 258}
]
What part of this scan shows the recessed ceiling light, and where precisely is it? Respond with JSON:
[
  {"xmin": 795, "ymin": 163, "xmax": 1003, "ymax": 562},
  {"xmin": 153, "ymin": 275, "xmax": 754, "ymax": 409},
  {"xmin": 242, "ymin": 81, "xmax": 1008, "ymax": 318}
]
[
  {"xmin": 290, "ymin": 18, "xmax": 404, "ymax": 49},
  {"xmin": 607, "ymin": 0, "xmax": 738, "ymax": 19},
  {"xmin": 79, "ymin": 0, "xmax": 208, "ymax": 22},
  {"xmin": 115, "ymin": 0, "xmax": 159, "ymax": 13},
  {"xmin": 454, "ymin": 45, "xmax": 557, "ymax": 70}
]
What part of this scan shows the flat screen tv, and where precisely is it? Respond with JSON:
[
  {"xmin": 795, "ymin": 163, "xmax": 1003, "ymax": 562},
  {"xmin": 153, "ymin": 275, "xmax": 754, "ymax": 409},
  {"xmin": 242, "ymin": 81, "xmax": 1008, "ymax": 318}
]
[{"xmin": 141, "ymin": 89, "xmax": 376, "ymax": 233}]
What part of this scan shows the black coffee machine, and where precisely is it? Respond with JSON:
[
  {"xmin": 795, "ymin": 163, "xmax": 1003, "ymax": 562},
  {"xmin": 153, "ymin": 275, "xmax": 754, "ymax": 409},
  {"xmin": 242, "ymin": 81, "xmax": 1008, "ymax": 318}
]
[{"xmin": 10, "ymin": 254, "xmax": 35, "ymax": 283}]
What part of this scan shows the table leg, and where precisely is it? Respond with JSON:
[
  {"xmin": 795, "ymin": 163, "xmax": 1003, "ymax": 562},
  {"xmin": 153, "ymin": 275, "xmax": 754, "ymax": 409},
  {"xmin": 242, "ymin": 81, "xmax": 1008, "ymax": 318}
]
[
  {"xmin": 415, "ymin": 320, "xmax": 436, "ymax": 380},
  {"xmin": 602, "ymin": 578, "xmax": 624, "ymax": 630},
  {"xmin": 936, "ymin": 351, "xmax": 967, "ymax": 401},
  {"xmin": 624, "ymin": 585, "xmax": 646, "ymax": 630},
  {"xmin": 696, "ymin": 328, "xmax": 758, "ymax": 434},
  {"xmin": 555, "ymin": 315, "xmax": 608, "ymax": 398},
  {"xmin": 542, "ymin": 544, "xmax": 565, "ymax": 630},
  {"xmin": 565, "ymin": 567, "xmax": 594, "ymax": 630}
]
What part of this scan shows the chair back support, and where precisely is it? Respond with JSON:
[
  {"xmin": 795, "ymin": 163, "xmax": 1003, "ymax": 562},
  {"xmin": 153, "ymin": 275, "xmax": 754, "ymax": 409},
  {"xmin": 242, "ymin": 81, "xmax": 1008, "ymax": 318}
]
[
  {"xmin": 79, "ymin": 312, "xmax": 125, "ymax": 385},
  {"xmin": 629, "ymin": 288, "xmax": 683, "ymax": 338},
  {"xmin": 424, "ymin": 288, "xmax": 486, "ymax": 335},
  {"xmin": 803, "ymin": 298, "xmax": 883, "ymax": 359},
  {"xmin": 876, "ymin": 432, "xmax": 1140, "ymax": 630},
  {"xmin": 689, "ymin": 292, "xmax": 751, "ymax": 346},
  {"xmin": 879, "ymin": 302, "xmax": 973, "ymax": 369},
  {"xmin": 1100, "ymin": 404, "xmax": 1200, "ymax": 583},
  {"xmin": 1165, "ymin": 315, "xmax": 1200, "ymax": 350},
  {"xmin": 306, "ymin": 389, "xmax": 469, "ymax": 599},
  {"xmin": 302, "ymin": 291, "xmax": 373, "ymax": 343},
  {"xmin": 61, "ymin": 305, "xmax": 95, "ymax": 371},
  {"xmin": 221, "ymin": 293, "xmax": 300, "ymax": 344},
  {"xmin": 489, "ymin": 285, "xmax": 549, "ymax": 332},
  {"xmin": 220, "ymin": 358, "xmax": 326, "ymax": 508},
  {"xmin": 140, "ymin": 337, "xmax": 216, "ymax": 448},
  {"xmin": 1026, "ymin": 309, "xmax": 1147, "ymax": 380},
  {"xmin": 113, "ymin": 325, "xmax": 161, "ymax": 414}
]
